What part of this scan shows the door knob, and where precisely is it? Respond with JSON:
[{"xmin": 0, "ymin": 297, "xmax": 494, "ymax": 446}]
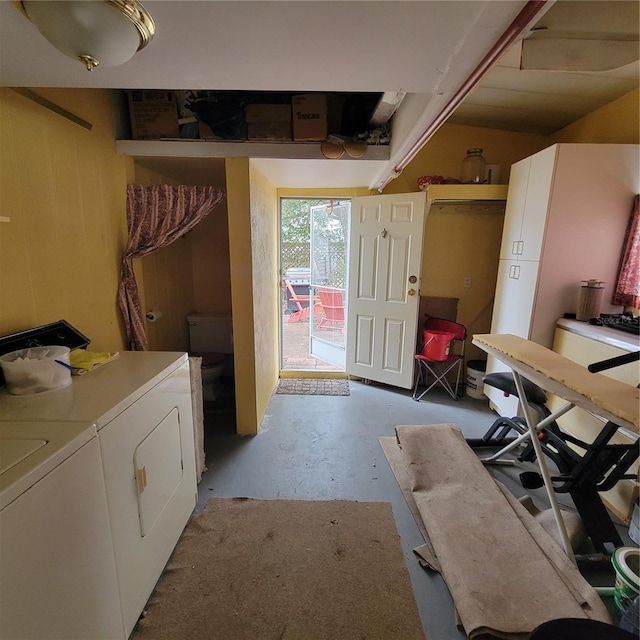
[{"xmin": 407, "ymin": 288, "xmax": 416, "ymax": 296}]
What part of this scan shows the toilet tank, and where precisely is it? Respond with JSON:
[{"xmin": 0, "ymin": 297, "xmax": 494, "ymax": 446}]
[{"xmin": 187, "ymin": 316, "xmax": 234, "ymax": 354}]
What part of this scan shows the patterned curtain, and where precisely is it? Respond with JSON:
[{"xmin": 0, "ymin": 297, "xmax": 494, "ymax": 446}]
[
  {"xmin": 118, "ymin": 184, "xmax": 225, "ymax": 350},
  {"xmin": 613, "ymin": 195, "xmax": 640, "ymax": 310}
]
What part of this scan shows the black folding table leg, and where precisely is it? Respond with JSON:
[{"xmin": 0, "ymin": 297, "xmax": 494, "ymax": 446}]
[{"xmin": 570, "ymin": 488, "xmax": 624, "ymax": 554}]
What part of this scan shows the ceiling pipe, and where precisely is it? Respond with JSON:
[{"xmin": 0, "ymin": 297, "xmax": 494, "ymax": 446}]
[{"xmin": 376, "ymin": 0, "xmax": 549, "ymax": 192}]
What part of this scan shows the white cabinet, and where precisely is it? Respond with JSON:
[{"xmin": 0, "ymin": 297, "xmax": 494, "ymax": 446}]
[
  {"xmin": 486, "ymin": 143, "xmax": 639, "ymax": 416},
  {"xmin": 499, "ymin": 146, "xmax": 556, "ymax": 263}
]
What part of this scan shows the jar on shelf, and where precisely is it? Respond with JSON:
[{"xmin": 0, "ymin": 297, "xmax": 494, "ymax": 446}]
[{"xmin": 461, "ymin": 148, "xmax": 486, "ymax": 183}]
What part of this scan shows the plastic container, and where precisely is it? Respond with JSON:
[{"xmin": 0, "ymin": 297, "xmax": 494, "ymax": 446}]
[
  {"xmin": 619, "ymin": 595, "xmax": 639, "ymax": 635},
  {"xmin": 611, "ymin": 546, "xmax": 640, "ymax": 617},
  {"xmin": 0, "ymin": 346, "xmax": 71, "ymax": 395},
  {"xmin": 461, "ymin": 148, "xmax": 486, "ymax": 184},
  {"xmin": 629, "ymin": 499, "xmax": 639, "ymax": 545},
  {"xmin": 422, "ymin": 330, "xmax": 455, "ymax": 361},
  {"xmin": 466, "ymin": 360, "xmax": 487, "ymax": 399}
]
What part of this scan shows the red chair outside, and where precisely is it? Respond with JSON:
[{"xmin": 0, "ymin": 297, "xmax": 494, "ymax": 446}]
[
  {"xmin": 283, "ymin": 279, "xmax": 313, "ymax": 323},
  {"xmin": 316, "ymin": 288, "xmax": 345, "ymax": 332},
  {"xmin": 413, "ymin": 317, "xmax": 466, "ymax": 401}
]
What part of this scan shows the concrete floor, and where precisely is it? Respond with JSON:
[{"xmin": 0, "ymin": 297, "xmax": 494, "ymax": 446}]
[{"xmin": 197, "ymin": 379, "xmax": 629, "ymax": 639}]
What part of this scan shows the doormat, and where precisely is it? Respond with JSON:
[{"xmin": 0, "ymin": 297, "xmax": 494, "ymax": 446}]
[
  {"xmin": 131, "ymin": 497, "xmax": 425, "ymax": 640},
  {"xmin": 276, "ymin": 378, "xmax": 350, "ymax": 396}
]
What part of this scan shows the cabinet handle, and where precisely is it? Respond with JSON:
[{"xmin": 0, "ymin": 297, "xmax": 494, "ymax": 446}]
[
  {"xmin": 513, "ymin": 265, "xmax": 520, "ymax": 280},
  {"xmin": 518, "ymin": 240, "xmax": 524, "ymax": 255},
  {"xmin": 136, "ymin": 466, "xmax": 147, "ymax": 494},
  {"xmin": 512, "ymin": 240, "xmax": 518, "ymax": 256}
]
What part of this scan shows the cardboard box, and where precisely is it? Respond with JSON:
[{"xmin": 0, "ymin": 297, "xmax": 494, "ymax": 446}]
[
  {"xmin": 127, "ymin": 90, "xmax": 180, "ymax": 140},
  {"xmin": 247, "ymin": 122, "xmax": 292, "ymax": 141},
  {"xmin": 292, "ymin": 94, "xmax": 327, "ymax": 141},
  {"xmin": 245, "ymin": 104, "xmax": 291, "ymax": 124}
]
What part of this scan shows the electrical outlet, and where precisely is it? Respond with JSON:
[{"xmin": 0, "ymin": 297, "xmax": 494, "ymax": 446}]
[{"xmin": 464, "ymin": 276, "xmax": 472, "ymax": 289}]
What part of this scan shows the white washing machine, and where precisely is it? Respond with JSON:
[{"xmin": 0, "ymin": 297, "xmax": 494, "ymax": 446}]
[
  {"xmin": 0, "ymin": 420, "xmax": 125, "ymax": 639},
  {"xmin": 0, "ymin": 351, "xmax": 197, "ymax": 639}
]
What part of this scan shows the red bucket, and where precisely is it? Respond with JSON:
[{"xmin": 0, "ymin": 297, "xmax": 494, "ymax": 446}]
[{"xmin": 422, "ymin": 330, "xmax": 455, "ymax": 361}]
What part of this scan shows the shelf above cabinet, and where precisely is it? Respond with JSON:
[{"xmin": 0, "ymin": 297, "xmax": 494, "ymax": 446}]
[{"xmin": 425, "ymin": 184, "xmax": 509, "ymax": 203}]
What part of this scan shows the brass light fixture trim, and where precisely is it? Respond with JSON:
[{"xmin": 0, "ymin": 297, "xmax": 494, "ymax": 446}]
[{"xmin": 16, "ymin": 0, "xmax": 156, "ymax": 71}]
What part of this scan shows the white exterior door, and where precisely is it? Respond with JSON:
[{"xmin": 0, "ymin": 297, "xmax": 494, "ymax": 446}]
[{"xmin": 346, "ymin": 192, "xmax": 427, "ymax": 389}]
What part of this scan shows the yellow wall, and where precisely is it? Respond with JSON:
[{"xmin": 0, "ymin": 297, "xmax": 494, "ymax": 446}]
[
  {"xmin": 552, "ymin": 88, "xmax": 639, "ymax": 145},
  {"xmin": 191, "ymin": 195, "xmax": 233, "ymax": 318},
  {"xmin": 249, "ymin": 162, "xmax": 280, "ymax": 427},
  {"xmin": 422, "ymin": 203, "xmax": 506, "ymax": 361},
  {"xmin": 386, "ymin": 123, "xmax": 548, "ymax": 194},
  {"xmin": 226, "ymin": 159, "xmax": 258, "ymax": 434},
  {"xmin": 0, "ymin": 88, "xmax": 131, "ymax": 351},
  {"xmin": 225, "ymin": 160, "xmax": 280, "ymax": 435}
]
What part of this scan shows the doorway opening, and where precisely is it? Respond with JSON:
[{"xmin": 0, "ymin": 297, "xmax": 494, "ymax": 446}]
[{"xmin": 280, "ymin": 198, "xmax": 350, "ymax": 373}]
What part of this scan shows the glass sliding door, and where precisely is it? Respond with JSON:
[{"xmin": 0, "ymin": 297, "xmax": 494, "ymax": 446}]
[{"xmin": 309, "ymin": 201, "xmax": 349, "ymax": 368}]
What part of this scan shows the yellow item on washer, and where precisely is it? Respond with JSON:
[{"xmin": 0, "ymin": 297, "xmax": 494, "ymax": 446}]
[{"xmin": 69, "ymin": 349, "xmax": 119, "ymax": 373}]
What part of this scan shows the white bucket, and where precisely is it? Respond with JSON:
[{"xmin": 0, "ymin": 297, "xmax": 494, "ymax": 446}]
[
  {"xmin": 0, "ymin": 346, "xmax": 71, "ymax": 395},
  {"xmin": 612, "ymin": 546, "xmax": 640, "ymax": 616},
  {"xmin": 466, "ymin": 360, "xmax": 486, "ymax": 399}
]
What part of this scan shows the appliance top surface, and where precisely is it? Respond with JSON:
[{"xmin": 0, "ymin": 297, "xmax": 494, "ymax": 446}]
[
  {"xmin": 0, "ymin": 351, "xmax": 189, "ymax": 428},
  {"xmin": 0, "ymin": 420, "xmax": 96, "ymax": 510}
]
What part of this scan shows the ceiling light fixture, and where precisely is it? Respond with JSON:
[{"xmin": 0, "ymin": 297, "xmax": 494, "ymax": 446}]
[{"xmin": 18, "ymin": 0, "xmax": 155, "ymax": 71}]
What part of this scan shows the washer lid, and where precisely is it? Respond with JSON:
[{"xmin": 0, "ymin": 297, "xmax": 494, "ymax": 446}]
[
  {"xmin": 0, "ymin": 421, "xmax": 96, "ymax": 510},
  {"xmin": 0, "ymin": 438, "xmax": 47, "ymax": 475}
]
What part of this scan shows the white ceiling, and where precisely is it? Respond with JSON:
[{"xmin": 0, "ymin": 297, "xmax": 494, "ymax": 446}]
[{"xmin": 1, "ymin": 0, "xmax": 638, "ymax": 189}]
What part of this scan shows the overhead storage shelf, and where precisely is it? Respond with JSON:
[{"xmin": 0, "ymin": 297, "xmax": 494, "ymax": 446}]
[{"xmin": 115, "ymin": 139, "xmax": 390, "ymax": 161}]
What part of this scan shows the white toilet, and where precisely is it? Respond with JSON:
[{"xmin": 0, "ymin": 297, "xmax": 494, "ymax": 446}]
[{"xmin": 187, "ymin": 315, "xmax": 234, "ymax": 402}]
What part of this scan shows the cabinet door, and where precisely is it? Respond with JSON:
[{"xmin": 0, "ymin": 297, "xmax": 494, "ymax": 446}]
[
  {"xmin": 485, "ymin": 259, "xmax": 540, "ymax": 417},
  {"xmin": 519, "ymin": 145, "xmax": 556, "ymax": 262},
  {"xmin": 490, "ymin": 259, "xmax": 538, "ymax": 337},
  {"xmin": 499, "ymin": 157, "xmax": 530, "ymax": 260}
]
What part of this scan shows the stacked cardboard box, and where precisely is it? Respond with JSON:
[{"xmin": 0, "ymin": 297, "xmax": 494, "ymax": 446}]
[
  {"xmin": 127, "ymin": 90, "xmax": 180, "ymax": 140},
  {"xmin": 292, "ymin": 94, "xmax": 328, "ymax": 141},
  {"xmin": 245, "ymin": 104, "xmax": 292, "ymax": 141}
]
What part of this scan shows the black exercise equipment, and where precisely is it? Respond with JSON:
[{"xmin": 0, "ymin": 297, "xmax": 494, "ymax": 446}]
[{"xmin": 466, "ymin": 351, "xmax": 640, "ymax": 554}]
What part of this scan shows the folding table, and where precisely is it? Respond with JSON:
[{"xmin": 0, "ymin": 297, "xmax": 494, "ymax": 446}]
[{"xmin": 472, "ymin": 333, "xmax": 639, "ymax": 565}]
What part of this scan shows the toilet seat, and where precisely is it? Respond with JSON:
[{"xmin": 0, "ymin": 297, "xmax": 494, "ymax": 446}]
[{"xmin": 192, "ymin": 352, "xmax": 224, "ymax": 369}]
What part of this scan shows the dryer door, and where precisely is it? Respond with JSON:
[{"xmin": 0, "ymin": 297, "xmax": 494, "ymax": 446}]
[{"xmin": 133, "ymin": 407, "xmax": 183, "ymax": 537}]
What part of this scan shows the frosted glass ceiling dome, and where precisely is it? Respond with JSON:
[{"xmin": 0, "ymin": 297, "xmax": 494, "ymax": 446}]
[{"xmin": 20, "ymin": 0, "xmax": 155, "ymax": 71}]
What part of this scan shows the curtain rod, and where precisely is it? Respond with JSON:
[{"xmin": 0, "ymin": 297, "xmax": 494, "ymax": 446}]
[{"xmin": 377, "ymin": 0, "xmax": 549, "ymax": 192}]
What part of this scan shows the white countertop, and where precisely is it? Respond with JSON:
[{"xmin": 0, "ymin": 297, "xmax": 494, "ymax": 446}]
[
  {"xmin": 0, "ymin": 351, "xmax": 189, "ymax": 427},
  {"xmin": 556, "ymin": 318, "xmax": 640, "ymax": 352}
]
